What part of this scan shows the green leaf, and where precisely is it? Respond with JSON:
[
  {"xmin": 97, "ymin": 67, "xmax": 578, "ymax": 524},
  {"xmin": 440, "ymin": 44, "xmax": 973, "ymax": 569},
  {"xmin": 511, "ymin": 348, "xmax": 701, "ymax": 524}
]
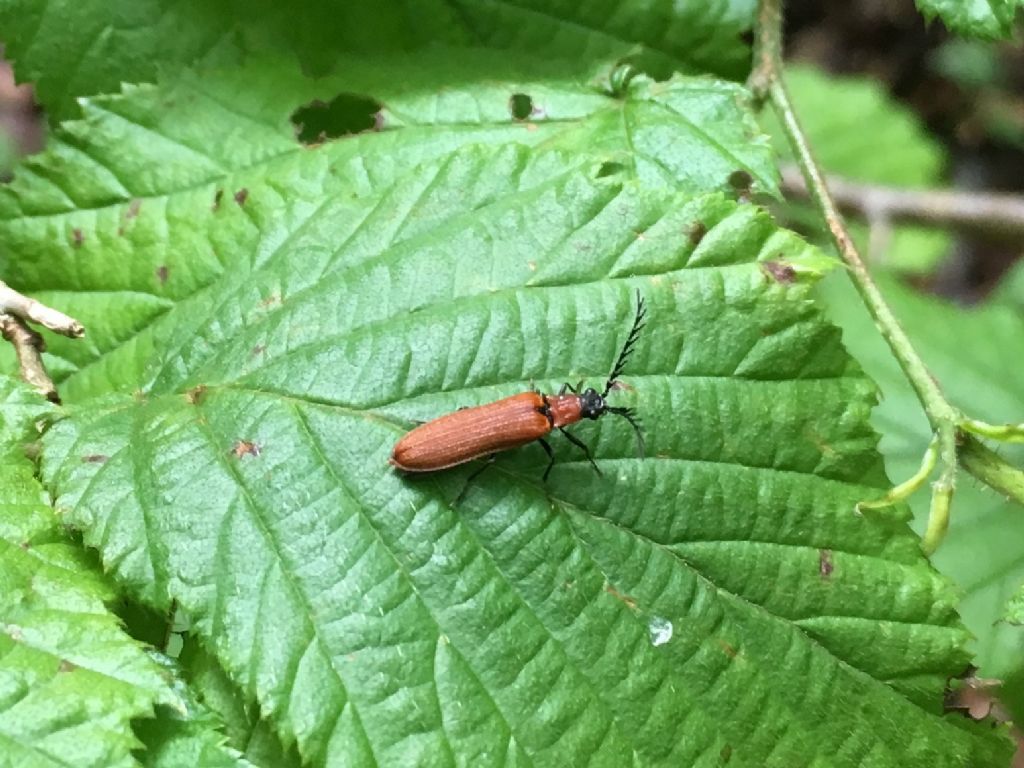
[
  {"xmin": 0, "ymin": 53, "xmax": 776, "ymax": 395},
  {"xmin": 0, "ymin": 376, "xmax": 182, "ymax": 768},
  {"xmin": 1007, "ymin": 586, "xmax": 1024, "ymax": 625},
  {"xmin": 0, "ymin": 0, "xmax": 755, "ymax": 122},
  {"xmin": 819, "ymin": 272, "xmax": 1024, "ymax": 678},
  {"xmin": 132, "ymin": 657, "xmax": 252, "ymax": 768},
  {"xmin": 763, "ymin": 65, "xmax": 952, "ymax": 275},
  {"xmin": 0, "ymin": 131, "xmax": 15, "ymax": 176},
  {"xmin": 916, "ymin": 0, "xmax": 1024, "ymax": 40},
  {"xmin": 176, "ymin": 637, "xmax": 301, "ymax": 767},
  {"xmin": 0, "ymin": 0, "xmax": 458, "ymax": 122},
  {"xmin": 135, "ymin": 714, "xmax": 250, "ymax": 768},
  {"xmin": 4, "ymin": 55, "xmax": 1010, "ymax": 766},
  {"xmin": 770, "ymin": 67, "xmax": 945, "ymax": 187},
  {"xmin": 992, "ymin": 258, "xmax": 1024, "ymax": 312}
]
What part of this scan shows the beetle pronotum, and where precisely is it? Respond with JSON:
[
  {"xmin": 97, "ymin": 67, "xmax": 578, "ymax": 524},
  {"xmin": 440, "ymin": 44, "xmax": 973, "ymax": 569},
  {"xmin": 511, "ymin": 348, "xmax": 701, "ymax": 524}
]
[{"xmin": 390, "ymin": 292, "xmax": 646, "ymax": 481}]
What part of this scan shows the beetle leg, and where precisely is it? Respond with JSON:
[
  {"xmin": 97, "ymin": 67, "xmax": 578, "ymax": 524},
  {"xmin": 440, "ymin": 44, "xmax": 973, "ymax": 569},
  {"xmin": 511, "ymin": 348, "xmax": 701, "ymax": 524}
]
[
  {"xmin": 539, "ymin": 438, "xmax": 556, "ymax": 481},
  {"xmin": 559, "ymin": 427, "xmax": 602, "ymax": 476},
  {"xmin": 454, "ymin": 454, "xmax": 497, "ymax": 505}
]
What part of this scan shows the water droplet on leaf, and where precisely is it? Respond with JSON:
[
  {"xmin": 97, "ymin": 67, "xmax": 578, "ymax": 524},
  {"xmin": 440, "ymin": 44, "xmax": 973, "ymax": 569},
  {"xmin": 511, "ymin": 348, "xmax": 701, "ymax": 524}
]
[{"xmin": 648, "ymin": 615, "xmax": 673, "ymax": 646}]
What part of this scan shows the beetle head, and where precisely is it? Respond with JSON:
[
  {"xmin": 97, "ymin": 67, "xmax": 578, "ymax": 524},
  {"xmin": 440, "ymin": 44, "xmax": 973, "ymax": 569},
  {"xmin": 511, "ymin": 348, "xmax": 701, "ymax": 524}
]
[{"xmin": 579, "ymin": 388, "xmax": 606, "ymax": 419}]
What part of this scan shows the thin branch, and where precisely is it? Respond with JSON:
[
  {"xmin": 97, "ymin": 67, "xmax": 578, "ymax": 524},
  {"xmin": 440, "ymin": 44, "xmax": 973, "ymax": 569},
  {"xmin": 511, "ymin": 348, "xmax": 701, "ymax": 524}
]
[
  {"xmin": 0, "ymin": 280, "xmax": 84, "ymax": 402},
  {"xmin": 0, "ymin": 312, "xmax": 58, "ymax": 402},
  {"xmin": 748, "ymin": 0, "xmax": 1024, "ymax": 553},
  {"xmin": 0, "ymin": 279, "xmax": 84, "ymax": 337},
  {"xmin": 750, "ymin": 19, "xmax": 959, "ymax": 424},
  {"xmin": 781, "ymin": 165, "xmax": 1024, "ymax": 240}
]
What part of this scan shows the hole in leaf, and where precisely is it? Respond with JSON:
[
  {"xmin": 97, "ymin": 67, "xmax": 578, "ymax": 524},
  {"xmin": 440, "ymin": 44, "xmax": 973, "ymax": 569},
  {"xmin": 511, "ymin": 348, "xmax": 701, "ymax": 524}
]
[
  {"xmin": 509, "ymin": 93, "xmax": 534, "ymax": 121},
  {"xmin": 728, "ymin": 170, "xmax": 753, "ymax": 196},
  {"xmin": 291, "ymin": 93, "xmax": 383, "ymax": 144},
  {"xmin": 595, "ymin": 161, "xmax": 627, "ymax": 178}
]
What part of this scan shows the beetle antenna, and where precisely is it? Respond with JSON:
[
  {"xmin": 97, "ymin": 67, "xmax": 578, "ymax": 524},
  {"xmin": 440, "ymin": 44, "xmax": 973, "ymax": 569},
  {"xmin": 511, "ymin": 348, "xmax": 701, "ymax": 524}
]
[
  {"xmin": 603, "ymin": 290, "xmax": 646, "ymax": 396},
  {"xmin": 607, "ymin": 406, "xmax": 645, "ymax": 458}
]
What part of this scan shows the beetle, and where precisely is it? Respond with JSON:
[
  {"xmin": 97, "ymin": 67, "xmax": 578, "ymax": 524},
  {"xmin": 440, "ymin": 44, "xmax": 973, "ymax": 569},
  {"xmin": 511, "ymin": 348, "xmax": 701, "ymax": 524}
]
[{"xmin": 389, "ymin": 292, "xmax": 646, "ymax": 481}]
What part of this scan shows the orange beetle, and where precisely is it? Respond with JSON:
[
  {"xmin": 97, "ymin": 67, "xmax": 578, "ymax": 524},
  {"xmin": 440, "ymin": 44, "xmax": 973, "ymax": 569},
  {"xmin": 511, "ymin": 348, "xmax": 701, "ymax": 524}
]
[{"xmin": 390, "ymin": 293, "xmax": 646, "ymax": 481}]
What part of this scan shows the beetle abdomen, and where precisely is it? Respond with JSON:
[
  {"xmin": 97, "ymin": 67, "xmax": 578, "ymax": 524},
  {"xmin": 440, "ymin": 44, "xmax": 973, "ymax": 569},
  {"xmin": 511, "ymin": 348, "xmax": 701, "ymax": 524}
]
[{"xmin": 390, "ymin": 392, "xmax": 552, "ymax": 472}]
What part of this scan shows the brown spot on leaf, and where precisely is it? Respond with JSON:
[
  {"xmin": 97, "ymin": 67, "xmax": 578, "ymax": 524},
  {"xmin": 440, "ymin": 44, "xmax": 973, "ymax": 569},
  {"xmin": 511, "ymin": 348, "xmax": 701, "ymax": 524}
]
[
  {"xmin": 819, "ymin": 548, "xmax": 834, "ymax": 578},
  {"xmin": 604, "ymin": 583, "xmax": 637, "ymax": 611},
  {"xmin": 234, "ymin": 188, "xmax": 249, "ymax": 206},
  {"xmin": 71, "ymin": 228, "xmax": 84, "ymax": 247},
  {"xmin": 81, "ymin": 454, "xmax": 109, "ymax": 464},
  {"xmin": 58, "ymin": 660, "xmax": 77, "ymax": 673},
  {"xmin": 231, "ymin": 439, "xmax": 261, "ymax": 458},
  {"xmin": 252, "ymin": 344, "xmax": 266, "ymax": 356},
  {"xmin": 761, "ymin": 260, "xmax": 797, "ymax": 284},
  {"xmin": 213, "ymin": 189, "xmax": 224, "ymax": 210},
  {"xmin": 717, "ymin": 638, "xmax": 738, "ymax": 658},
  {"xmin": 185, "ymin": 385, "xmax": 208, "ymax": 405},
  {"xmin": 803, "ymin": 426, "xmax": 838, "ymax": 459},
  {"xmin": 720, "ymin": 744, "xmax": 733, "ymax": 763},
  {"xmin": 687, "ymin": 221, "xmax": 707, "ymax": 245},
  {"xmin": 126, "ymin": 198, "xmax": 142, "ymax": 219},
  {"xmin": 19, "ymin": 540, "xmax": 30, "ymax": 550},
  {"xmin": 156, "ymin": 265, "xmax": 169, "ymax": 284},
  {"xmin": 259, "ymin": 293, "xmax": 281, "ymax": 309}
]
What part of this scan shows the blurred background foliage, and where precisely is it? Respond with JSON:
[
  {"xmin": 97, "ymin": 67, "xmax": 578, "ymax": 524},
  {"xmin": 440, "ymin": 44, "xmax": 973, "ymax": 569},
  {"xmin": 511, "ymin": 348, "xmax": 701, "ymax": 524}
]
[{"xmin": 775, "ymin": 1, "xmax": 1024, "ymax": 726}]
